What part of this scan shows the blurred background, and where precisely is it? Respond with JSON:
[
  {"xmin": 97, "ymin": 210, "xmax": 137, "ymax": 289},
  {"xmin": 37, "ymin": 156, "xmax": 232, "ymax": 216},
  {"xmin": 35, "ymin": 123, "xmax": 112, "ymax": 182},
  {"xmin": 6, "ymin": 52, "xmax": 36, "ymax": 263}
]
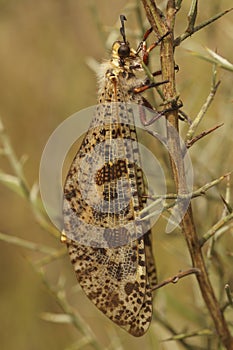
[{"xmin": 0, "ymin": 1, "xmax": 232, "ymax": 349}]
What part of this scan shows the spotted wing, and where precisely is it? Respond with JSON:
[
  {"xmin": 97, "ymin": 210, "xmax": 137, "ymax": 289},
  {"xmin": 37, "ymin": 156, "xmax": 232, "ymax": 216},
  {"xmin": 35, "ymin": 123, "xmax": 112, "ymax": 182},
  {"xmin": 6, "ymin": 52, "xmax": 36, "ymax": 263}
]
[
  {"xmin": 63, "ymin": 103, "xmax": 149, "ymax": 247},
  {"xmin": 65, "ymin": 235, "xmax": 154, "ymax": 336},
  {"xmin": 62, "ymin": 101, "xmax": 157, "ymax": 335}
]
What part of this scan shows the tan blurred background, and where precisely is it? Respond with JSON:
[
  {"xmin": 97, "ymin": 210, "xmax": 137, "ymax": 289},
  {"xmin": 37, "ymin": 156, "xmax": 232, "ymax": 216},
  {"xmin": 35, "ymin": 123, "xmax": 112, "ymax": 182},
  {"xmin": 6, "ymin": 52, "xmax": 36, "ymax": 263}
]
[{"xmin": 0, "ymin": 1, "xmax": 232, "ymax": 349}]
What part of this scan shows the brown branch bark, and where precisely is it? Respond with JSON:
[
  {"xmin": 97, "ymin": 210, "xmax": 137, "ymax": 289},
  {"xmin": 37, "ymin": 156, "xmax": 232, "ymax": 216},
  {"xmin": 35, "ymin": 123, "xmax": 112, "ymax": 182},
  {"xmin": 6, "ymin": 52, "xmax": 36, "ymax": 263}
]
[{"xmin": 141, "ymin": 1, "xmax": 233, "ymax": 349}]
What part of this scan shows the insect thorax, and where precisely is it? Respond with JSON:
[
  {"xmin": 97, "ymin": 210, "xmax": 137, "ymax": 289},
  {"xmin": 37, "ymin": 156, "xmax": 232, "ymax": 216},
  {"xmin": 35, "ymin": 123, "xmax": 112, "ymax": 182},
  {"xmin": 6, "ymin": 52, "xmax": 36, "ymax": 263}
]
[{"xmin": 97, "ymin": 41, "xmax": 145, "ymax": 104}]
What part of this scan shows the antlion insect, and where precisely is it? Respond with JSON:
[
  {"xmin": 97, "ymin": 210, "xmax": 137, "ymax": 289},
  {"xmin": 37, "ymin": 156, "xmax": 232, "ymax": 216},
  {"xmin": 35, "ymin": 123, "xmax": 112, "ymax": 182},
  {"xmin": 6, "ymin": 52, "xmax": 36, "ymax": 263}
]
[{"xmin": 62, "ymin": 15, "xmax": 170, "ymax": 336}]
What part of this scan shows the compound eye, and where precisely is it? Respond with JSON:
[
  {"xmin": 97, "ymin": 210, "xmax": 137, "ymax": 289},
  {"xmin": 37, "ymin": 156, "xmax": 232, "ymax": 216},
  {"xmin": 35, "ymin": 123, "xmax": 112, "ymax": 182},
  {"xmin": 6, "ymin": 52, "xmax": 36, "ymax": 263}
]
[{"xmin": 118, "ymin": 43, "xmax": 130, "ymax": 58}]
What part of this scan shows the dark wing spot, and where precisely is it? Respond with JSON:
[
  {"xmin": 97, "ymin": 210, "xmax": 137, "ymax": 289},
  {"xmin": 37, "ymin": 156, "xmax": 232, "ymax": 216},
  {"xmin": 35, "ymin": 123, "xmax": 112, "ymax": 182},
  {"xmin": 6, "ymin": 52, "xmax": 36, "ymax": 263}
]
[{"xmin": 124, "ymin": 282, "xmax": 135, "ymax": 295}]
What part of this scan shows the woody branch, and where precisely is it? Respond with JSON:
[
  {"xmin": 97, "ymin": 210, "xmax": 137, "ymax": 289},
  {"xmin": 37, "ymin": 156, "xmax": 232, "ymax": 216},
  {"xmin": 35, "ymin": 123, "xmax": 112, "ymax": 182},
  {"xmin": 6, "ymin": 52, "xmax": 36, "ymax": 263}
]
[{"xmin": 141, "ymin": 0, "xmax": 233, "ymax": 349}]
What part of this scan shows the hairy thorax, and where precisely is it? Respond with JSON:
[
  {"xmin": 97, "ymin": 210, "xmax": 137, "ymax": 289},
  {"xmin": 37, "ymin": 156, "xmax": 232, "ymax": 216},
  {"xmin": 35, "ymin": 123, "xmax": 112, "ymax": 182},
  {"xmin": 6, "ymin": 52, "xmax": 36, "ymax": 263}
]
[{"xmin": 97, "ymin": 41, "xmax": 145, "ymax": 104}]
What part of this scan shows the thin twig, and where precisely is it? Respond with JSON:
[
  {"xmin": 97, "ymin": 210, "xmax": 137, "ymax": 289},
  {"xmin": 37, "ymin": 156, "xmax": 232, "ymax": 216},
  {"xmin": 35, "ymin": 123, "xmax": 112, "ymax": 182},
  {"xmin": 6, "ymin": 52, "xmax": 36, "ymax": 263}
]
[
  {"xmin": 175, "ymin": 0, "xmax": 184, "ymax": 12},
  {"xmin": 0, "ymin": 117, "xmax": 30, "ymax": 197},
  {"xmin": 186, "ymin": 123, "xmax": 224, "ymax": 148},
  {"xmin": 152, "ymin": 268, "xmax": 200, "ymax": 291},
  {"xmin": 221, "ymin": 284, "xmax": 233, "ymax": 313},
  {"xmin": 35, "ymin": 248, "xmax": 67, "ymax": 267},
  {"xmin": 185, "ymin": 81, "xmax": 221, "ymax": 142},
  {"xmin": 0, "ymin": 118, "xmax": 60, "ymax": 239},
  {"xmin": 0, "ymin": 231, "xmax": 58, "ymax": 255},
  {"xmin": 164, "ymin": 328, "xmax": 214, "ymax": 342},
  {"xmin": 186, "ymin": 0, "xmax": 198, "ymax": 33},
  {"xmin": 188, "ymin": 49, "xmax": 233, "ymax": 72},
  {"xmin": 200, "ymin": 212, "xmax": 233, "ymax": 247},
  {"xmin": 140, "ymin": 173, "xmax": 229, "ymax": 220},
  {"xmin": 154, "ymin": 312, "xmax": 204, "ymax": 350},
  {"xmin": 174, "ymin": 8, "xmax": 233, "ymax": 46},
  {"xmin": 32, "ymin": 264, "xmax": 102, "ymax": 350}
]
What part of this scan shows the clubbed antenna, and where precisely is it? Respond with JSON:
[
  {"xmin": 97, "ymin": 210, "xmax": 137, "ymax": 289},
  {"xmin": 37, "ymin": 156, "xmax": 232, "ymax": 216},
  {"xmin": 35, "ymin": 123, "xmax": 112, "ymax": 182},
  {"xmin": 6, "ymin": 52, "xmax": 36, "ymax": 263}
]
[{"xmin": 120, "ymin": 14, "xmax": 127, "ymax": 43}]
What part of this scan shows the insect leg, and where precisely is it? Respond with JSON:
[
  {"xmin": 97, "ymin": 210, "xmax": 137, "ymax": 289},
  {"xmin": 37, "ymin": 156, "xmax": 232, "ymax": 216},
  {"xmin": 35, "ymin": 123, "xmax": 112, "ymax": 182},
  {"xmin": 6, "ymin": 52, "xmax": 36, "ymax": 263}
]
[
  {"xmin": 132, "ymin": 80, "xmax": 169, "ymax": 94},
  {"xmin": 141, "ymin": 31, "xmax": 171, "ymax": 65},
  {"xmin": 138, "ymin": 96, "xmax": 183, "ymax": 126},
  {"xmin": 151, "ymin": 64, "xmax": 179, "ymax": 78}
]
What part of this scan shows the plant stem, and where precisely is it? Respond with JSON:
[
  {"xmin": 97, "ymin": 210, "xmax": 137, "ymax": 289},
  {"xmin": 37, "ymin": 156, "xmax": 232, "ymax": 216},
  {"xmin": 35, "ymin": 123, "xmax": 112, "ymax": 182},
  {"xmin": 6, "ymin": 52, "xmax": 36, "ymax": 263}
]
[{"xmin": 141, "ymin": 1, "xmax": 233, "ymax": 348}]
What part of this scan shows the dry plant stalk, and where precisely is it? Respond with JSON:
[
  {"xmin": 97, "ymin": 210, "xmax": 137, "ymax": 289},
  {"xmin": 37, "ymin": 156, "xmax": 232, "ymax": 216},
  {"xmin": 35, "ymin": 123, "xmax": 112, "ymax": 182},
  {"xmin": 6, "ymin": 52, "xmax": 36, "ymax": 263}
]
[{"xmin": 141, "ymin": 0, "xmax": 233, "ymax": 349}]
